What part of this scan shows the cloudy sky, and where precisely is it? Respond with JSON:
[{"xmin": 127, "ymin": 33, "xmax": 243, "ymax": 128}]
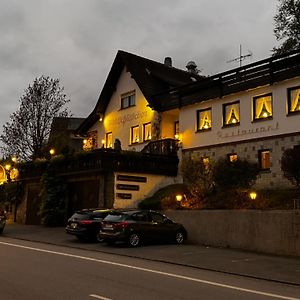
[{"xmin": 0, "ymin": 0, "xmax": 279, "ymax": 131}]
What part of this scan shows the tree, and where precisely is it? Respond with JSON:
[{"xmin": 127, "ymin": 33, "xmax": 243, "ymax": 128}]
[
  {"xmin": 273, "ymin": 0, "xmax": 300, "ymax": 55},
  {"xmin": 281, "ymin": 147, "xmax": 300, "ymax": 188},
  {"xmin": 212, "ymin": 157, "xmax": 259, "ymax": 189},
  {"xmin": 0, "ymin": 76, "xmax": 71, "ymax": 161}
]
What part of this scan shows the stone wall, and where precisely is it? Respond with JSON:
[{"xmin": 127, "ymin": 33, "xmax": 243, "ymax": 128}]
[
  {"xmin": 183, "ymin": 133, "xmax": 300, "ymax": 189},
  {"xmin": 164, "ymin": 210, "xmax": 300, "ymax": 257}
]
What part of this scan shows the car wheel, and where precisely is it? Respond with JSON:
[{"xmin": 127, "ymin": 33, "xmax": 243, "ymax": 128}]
[
  {"xmin": 128, "ymin": 233, "xmax": 141, "ymax": 247},
  {"xmin": 96, "ymin": 234, "xmax": 104, "ymax": 243},
  {"xmin": 174, "ymin": 231, "xmax": 185, "ymax": 245}
]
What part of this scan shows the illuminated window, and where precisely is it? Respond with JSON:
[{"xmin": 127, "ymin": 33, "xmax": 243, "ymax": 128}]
[
  {"xmin": 121, "ymin": 91, "xmax": 135, "ymax": 109},
  {"xmin": 174, "ymin": 121, "xmax": 179, "ymax": 139},
  {"xmin": 143, "ymin": 123, "xmax": 152, "ymax": 141},
  {"xmin": 197, "ymin": 108, "xmax": 212, "ymax": 131},
  {"xmin": 227, "ymin": 153, "xmax": 238, "ymax": 162},
  {"xmin": 223, "ymin": 101, "xmax": 240, "ymax": 126},
  {"xmin": 287, "ymin": 86, "xmax": 300, "ymax": 114},
  {"xmin": 253, "ymin": 94, "xmax": 273, "ymax": 121},
  {"xmin": 106, "ymin": 132, "xmax": 112, "ymax": 148},
  {"xmin": 258, "ymin": 150, "xmax": 270, "ymax": 170},
  {"xmin": 131, "ymin": 125, "xmax": 139, "ymax": 144}
]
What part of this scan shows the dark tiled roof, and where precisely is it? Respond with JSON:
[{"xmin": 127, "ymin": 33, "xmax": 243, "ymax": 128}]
[{"xmin": 77, "ymin": 50, "xmax": 203, "ymax": 134}]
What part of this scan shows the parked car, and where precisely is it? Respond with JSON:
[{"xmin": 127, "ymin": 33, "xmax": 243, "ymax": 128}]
[
  {"xmin": 98, "ymin": 209, "xmax": 187, "ymax": 247},
  {"xmin": 66, "ymin": 208, "xmax": 113, "ymax": 241}
]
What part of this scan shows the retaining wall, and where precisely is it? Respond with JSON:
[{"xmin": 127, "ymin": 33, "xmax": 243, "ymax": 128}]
[{"xmin": 164, "ymin": 210, "xmax": 300, "ymax": 256}]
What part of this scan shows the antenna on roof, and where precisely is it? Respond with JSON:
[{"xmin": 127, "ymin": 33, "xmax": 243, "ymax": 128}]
[{"xmin": 227, "ymin": 45, "xmax": 252, "ymax": 67}]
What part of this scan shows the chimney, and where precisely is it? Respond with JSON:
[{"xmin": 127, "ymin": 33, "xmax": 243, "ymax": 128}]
[
  {"xmin": 164, "ymin": 57, "xmax": 172, "ymax": 67},
  {"xmin": 186, "ymin": 61, "xmax": 199, "ymax": 74}
]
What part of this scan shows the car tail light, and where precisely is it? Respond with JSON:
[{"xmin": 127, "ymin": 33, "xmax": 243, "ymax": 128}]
[
  {"xmin": 79, "ymin": 220, "xmax": 93, "ymax": 225},
  {"xmin": 113, "ymin": 221, "xmax": 129, "ymax": 229}
]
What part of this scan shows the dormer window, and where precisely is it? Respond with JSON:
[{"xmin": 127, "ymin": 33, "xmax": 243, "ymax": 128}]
[
  {"xmin": 121, "ymin": 91, "xmax": 135, "ymax": 109},
  {"xmin": 223, "ymin": 101, "xmax": 240, "ymax": 127}
]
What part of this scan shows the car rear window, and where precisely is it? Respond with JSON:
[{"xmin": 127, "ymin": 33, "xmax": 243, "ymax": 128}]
[
  {"xmin": 71, "ymin": 212, "xmax": 92, "ymax": 220},
  {"xmin": 104, "ymin": 214, "xmax": 127, "ymax": 222}
]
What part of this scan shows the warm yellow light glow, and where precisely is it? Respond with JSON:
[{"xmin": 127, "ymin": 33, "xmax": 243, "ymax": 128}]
[
  {"xmin": 49, "ymin": 148, "xmax": 55, "ymax": 156},
  {"xmin": 99, "ymin": 117, "xmax": 103, "ymax": 122},
  {"xmin": 83, "ymin": 139, "xmax": 87, "ymax": 145},
  {"xmin": 101, "ymin": 139, "xmax": 105, "ymax": 144},
  {"xmin": 5, "ymin": 164, "xmax": 11, "ymax": 171},
  {"xmin": 174, "ymin": 134, "xmax": 179, "ymax": 140},
  {"xmin": 176, "ymin": 194, "xmax": 183, "ymax": 202},
  {"xmin": 11, "ymin": 156, "xmax": 17, "ymax": 163},
  {"xmin": 249, "ymin": 192, "xmax": 257, "ymax": 200}
]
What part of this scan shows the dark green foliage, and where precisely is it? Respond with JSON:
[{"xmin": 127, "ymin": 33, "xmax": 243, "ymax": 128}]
[
  {"xmin": 281, "ymin": 147, "xmax": 300, "ymax": 188},
  {"xmin": 138, "ymin": 184, "xmax": 190, "ymax": 210},
  {"xmin": 273, "ymin": 0, "xmax": 300, "ymax": 55},
  {"xmin": 39, "ymin": 171, "xmax": 67, "ymax": 226},
  {"xmin": 212, "ymin": 158, "xmax": 259, "ymax": 189},
  {"xmin": 180, "ymin": 156, "xmax": 214, "ymax": 207},
  {"xmin": 0, "ymin": 182, "xmax": 23, "ymax": 205}
]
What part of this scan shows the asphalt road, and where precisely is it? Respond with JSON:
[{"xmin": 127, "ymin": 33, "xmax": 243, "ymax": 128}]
[{"xmin": 0, "ymin": 237, "xmax": 299, "ymax": 300}]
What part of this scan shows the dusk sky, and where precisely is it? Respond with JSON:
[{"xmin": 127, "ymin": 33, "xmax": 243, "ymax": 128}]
[{"xmin": 0, "ymin": 0, "xmax": 279, "ymax": 132}]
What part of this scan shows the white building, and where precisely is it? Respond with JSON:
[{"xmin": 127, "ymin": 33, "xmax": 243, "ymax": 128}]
[{"xmin": 78, "ymin": 50, "xmax": 300, "ymax": 207}]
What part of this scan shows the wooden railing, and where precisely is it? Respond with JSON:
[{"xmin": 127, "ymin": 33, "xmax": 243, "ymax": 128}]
[{"xmin": 141, "ymin": 138, "xmax": 179, "ymax": 156}]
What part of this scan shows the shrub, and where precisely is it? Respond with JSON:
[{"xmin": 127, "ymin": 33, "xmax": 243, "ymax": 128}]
[
  {"xmin": 39, "ymin": 171, "xmax": 67, "ymax": 226},
  {"xmin": 281, "ymin": 147, "xmax": 300, "ymax": 188}
]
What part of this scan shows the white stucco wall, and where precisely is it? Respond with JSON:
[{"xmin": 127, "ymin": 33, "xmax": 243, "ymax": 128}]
[
  {"xmin": 113, "ymin": 172, "xmax": 182, "ymax": 209},
  {"xmin": 88, "ymin": 68, "xmax": 156, "ymax": 151}
]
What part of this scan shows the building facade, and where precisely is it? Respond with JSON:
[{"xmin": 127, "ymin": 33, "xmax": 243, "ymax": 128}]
[{"xmin": 77, "ymin": 50, "xmax": 300, "ymax": 208}]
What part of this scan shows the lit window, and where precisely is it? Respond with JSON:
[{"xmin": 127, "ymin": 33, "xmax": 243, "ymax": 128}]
[
  {"xmin": 106, "ymin": 132, "xmax": 112, "ymax": 148},
  {"xmin": 253, "ymin": 94, "xmax": 273, "ymax": 121},
  {"xmin": 143, "ymin": 123, "xmax": 152, "ymax": 141},
  {"xmin": 259, "ymin": 150, "xmax": 270, "ymax": 170},
  {"xmin": 131, "ymin": 125, "xmax": 139, "ymax": 144},
  {"xmin": 174, "ymin": 121, "xmax": 179, "ymax": 139},
  {"xmin": 197, "ymin": 108, "xmax": 212, "ymax": 131},
  {"xmin": 228, "ymin": 153, "xmax": 238, "ymax": 162},
  {"xmin": 223, "ymin": 101, "xmax": 240, "ymax": 126},
  {"xmin": 287, "ymin": 86, "xmax": 300, "ymax": 114},
  {"xmin": 121, "ymin": 91, "xmax": 135, "ymax": 109}
]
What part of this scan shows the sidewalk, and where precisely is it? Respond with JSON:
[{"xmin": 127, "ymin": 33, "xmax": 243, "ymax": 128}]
[{"xmin": 2, "ymin": 223, "xmax": 300, "ymax": 286}]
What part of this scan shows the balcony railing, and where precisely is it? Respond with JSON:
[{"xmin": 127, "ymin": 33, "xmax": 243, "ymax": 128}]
[{"xmin": 141, "ymin": 138, "xmax": 179, "ymax": 156}]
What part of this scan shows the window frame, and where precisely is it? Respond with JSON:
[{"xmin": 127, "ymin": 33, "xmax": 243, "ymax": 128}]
[
  {"xmin": 258, "ymin": 149, "xmax": 271, "ymax": 171},
  {"xmin": 253, "ymin": 93, "xmax": 273, "ymax": 122},
  {"xmin": 287, "ymin": 86, "xmax": 300, "ymax": 115},
  {"xmin": 222, "ymin": 101, "xmax": 240, "ymax": 127},
  {"xmin": 196, "ymin": 108, "xmax": 212, "ymax": 132},
  {"xmin": 105, "ymin": 132, "xmax": 112, "ymax": 148},
  {"xmin": 131, "ymin": 125, "xmax": 140, "ymax": 144},
  {"xmin": 121, "ymin": 91, "xmax": 136, "ymax": 109},
  {"xmin": 143, "ymin": 122, "xmax": 152, "ymax": 142}
]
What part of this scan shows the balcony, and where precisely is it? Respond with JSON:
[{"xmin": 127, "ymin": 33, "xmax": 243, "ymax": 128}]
[{"xmin": 141, "ymin": 138, "xmax": 179, "ymax": 156}]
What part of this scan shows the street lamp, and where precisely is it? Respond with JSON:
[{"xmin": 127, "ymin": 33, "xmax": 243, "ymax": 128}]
[{"xmin": 49, "ymin": 148, "xmax": 55, "ymax": 156}]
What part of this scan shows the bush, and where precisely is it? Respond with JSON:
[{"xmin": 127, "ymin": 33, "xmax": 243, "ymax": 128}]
[
  {"xmin": 213, "ymin": 158, "xmax": 259, "ymax": 189},
  {"xmin": 39, "ymin": 171, "xmax": 67, "ymax": 226},
  {"xmin": 138, "ymin": 184, "xmax": 190, "ymax": 210},
  {"xmin": 281, "ymin": 147, "xmax": 300, "ymax": 188}
]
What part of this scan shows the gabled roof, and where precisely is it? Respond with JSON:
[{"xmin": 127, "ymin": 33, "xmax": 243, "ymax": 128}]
[{"xmin": 77, "ymin": 50, "xmax": 203, "ymax": 134}]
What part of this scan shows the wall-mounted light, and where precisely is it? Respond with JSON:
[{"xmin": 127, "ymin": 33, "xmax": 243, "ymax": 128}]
[
  {"xmin": 174, "ymin": 134, "xmax": 179, "ymax": 140},
  {"xmin": 5, "ymin": 164, "xmax": 11, "ymax": 171},
  {"xmin": 83, "ymin": 139, "xmax": 87, "ymax": 145},
  {"xmin": 11, "ymin": 156, "xmax": 17, "ymax": 163}
]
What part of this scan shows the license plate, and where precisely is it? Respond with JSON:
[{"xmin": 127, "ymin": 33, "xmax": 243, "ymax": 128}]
[{"xmin": 103, "ymin": 224, "xmax": 113, "ymax": 230}]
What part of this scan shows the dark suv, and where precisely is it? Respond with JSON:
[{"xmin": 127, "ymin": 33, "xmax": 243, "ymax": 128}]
[
  {"xmin": 66, "ymin": 208, "xmax": 113, "ymax": 241},
  {"xmin": 99, "ymin": 210, "xmax": 187, "ymax": 247}
]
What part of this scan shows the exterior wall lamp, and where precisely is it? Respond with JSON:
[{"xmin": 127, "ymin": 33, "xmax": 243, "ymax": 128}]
[{"xmin": 49, "ymin": 148, "xmax": 55, "ymax": 156}]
